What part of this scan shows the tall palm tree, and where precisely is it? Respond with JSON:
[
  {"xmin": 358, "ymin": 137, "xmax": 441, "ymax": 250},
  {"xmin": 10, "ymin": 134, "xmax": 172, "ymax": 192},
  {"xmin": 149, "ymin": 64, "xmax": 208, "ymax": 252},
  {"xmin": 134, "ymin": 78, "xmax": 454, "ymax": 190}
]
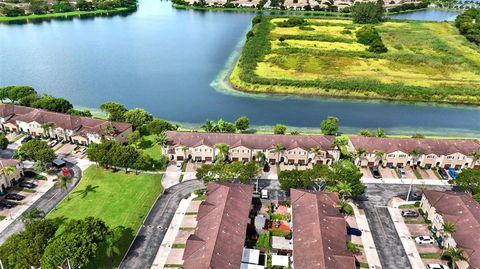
[
  {"xmin": 41, "ymin": 122, "xmax": 55, "ymax": 138},
  {"xmin": 255, "ymin": 151, "xmax": 266, "ymax": 167},
  {"xmin": 2, "ymin": 165, "xmax": 16, "ymax": 177},
  {"xmin": 311, "ymin": 146, "xmax": 323, "ymax": 163},
  {"xmin": 374, "ymin": 150, "xmax": 385, "ymax": 166},
  {"xmin": 441, "ymin": 222, "xmax": 456, "ymax": 242},
  {"xmin": 355, "ymin": 147, "xmax": 367, "ymax": 166},
  {"xmin": 181, "ymin": 146, "xmax": 189, "ymax": 161},
  {"xmin": 409, "ymin": 149, "xmax": 422, "ymax": 167},
  {"xmin": 273, "ymin": 143, "xmax": 286, "ymax": 163},
  {"xmin": 57, "ymin": 175, "xmax": 72, "ymax": 200},
  {"xmin": 154, "ymin": 132, "xmax": 168, "ymax": 152},
  {"xmin": 471, "ymin": 150, "xmax": 480, "ymax": 167},
  {"xmin": 215, "ymin": 143, "xmax": 229, "ymax": 163},
  {"xmin": 337, "ymin": 181, "xmax": 353, "ymax": 201},
  {"xmin": 443, "ymin": 247, "xmax": 465, "ymax": 269}
]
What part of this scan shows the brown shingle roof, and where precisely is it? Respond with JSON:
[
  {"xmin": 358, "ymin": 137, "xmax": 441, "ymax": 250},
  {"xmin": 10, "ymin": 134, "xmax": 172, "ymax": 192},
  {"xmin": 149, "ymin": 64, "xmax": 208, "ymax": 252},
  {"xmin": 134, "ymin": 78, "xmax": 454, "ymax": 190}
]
[
  {"xmin": 424, "ymin": 190, "xmax": 480, "ymax": 269},
  {"xmin": 183, "ymin": 182, "xmax": 253, "ymax": 269},
  {"xmin": 291, "ymin": 189, "xmax": 356, "ymax": 269},
  {"xmin": 0, "ymin": 104, "xmax": 131, "ymax": 137},
  {"xmin": 350, "ymin": 136, "xmax": 480, "ymax": 156},
  {"xmin": 0, "ymin": 158, "xmax": 20, "ymax": 168},
  {"xmin": 166, "ymin": 131, "xmax": 336, "ymax": 151}
]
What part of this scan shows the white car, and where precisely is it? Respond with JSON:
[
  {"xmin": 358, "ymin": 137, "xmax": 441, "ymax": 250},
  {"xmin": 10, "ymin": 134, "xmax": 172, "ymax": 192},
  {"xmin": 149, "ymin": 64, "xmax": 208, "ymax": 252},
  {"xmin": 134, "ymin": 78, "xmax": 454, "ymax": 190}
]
[
  {"xmin": 176, "ymin": 161, "xmax": 183, "ymax": 170},
  {"xmin": 426, "ymin": 264, "xmax": 448, "ymax": 269},
  {"xmin": 261, "ymin": 189, "xmax": 269, "ymax": 199},
  {"xmin": 415, "ymin": 236, "xmax": 435, "ymax": 245}
]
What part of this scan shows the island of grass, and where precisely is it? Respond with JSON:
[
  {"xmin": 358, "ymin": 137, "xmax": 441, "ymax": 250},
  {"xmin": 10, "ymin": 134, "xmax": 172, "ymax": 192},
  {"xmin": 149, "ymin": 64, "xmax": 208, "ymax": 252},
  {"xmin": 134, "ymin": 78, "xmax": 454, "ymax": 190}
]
[
  {"xmin": 47, "ymin": 166, "xmax": 163, "ymax": 269},
  {"xmin": 230, "ymin": 16, "xmax": 480, "ymax": 104}
]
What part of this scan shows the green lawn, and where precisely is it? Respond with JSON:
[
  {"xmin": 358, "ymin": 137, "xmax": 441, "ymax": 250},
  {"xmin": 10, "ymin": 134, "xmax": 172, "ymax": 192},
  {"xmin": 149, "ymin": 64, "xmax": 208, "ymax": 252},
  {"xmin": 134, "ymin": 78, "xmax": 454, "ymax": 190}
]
[
  {"xmin": 138, "ymin": 135, "xmax": 162, "ymax": 160},
  {"xmin": 47, "ymin": 166, "xmax": 163, "ymax": 269}
]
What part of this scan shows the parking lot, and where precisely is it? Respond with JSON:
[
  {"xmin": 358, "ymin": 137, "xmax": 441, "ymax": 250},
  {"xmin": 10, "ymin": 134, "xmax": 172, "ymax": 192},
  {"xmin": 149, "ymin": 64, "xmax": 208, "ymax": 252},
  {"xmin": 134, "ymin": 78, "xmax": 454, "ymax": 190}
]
[{"xmin": 361, "ymin": 165, "xmax": 446, "ymax": 181}]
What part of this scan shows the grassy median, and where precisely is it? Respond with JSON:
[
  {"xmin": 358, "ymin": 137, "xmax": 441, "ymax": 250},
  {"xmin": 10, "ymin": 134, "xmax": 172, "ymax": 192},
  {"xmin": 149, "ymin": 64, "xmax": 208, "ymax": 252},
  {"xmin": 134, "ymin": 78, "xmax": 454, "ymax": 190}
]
[
  {"xmin": 48, "ymin": 166, "xmax": 163, "ymax": 269},
  {"xmin": 231, "ymin": 16, "xmax": 480, "ymax": 104}
]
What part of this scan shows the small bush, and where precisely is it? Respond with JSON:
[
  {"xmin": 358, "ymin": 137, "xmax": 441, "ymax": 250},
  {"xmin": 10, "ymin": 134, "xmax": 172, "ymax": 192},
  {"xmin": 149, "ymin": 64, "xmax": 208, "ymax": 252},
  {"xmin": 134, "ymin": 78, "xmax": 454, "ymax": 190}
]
[
  {"xmin": 347, "ymin": 241, "xmax": 360, "ymax": 254},
  {"xmin": 277, "ymin": 17, "xmax": 306, "ymax": 27},
  {"xmin": 341, "ymin": 29, "xmax": 352, "ymax": 35},
  {"xmin": 299, "ymin": 25, "xmax": 315, "ymax": 31}
]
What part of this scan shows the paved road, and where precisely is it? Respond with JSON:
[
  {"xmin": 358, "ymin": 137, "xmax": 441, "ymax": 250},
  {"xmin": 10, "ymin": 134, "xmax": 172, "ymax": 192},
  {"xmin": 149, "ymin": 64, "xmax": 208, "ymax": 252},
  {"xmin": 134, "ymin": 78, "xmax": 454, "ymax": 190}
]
[
  {"xmin": 356, "ymin": 183, "xmax": 451, "ymax": 269},
  {"xmin": 119, "ymin": 180, "xmax": 205, "ymax": 269},
  {"xmin": 257, "ymin": 179, "xmax": 287, "ymax": 201},
  {"xmin": 0, "ymin": 162, "xmax": 82, "ymax": 244}
]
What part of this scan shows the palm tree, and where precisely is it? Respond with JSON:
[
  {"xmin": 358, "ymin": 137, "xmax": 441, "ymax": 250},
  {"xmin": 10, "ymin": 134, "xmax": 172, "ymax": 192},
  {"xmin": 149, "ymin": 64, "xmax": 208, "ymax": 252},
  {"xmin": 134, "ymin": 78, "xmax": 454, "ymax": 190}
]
[
  {"xmin": 443, "ymin": 247, "xmax": 465, "ymax": 269},
  {"xmin": 100, "ymin": 123, "xmax": 115, "ymax": 138},
  {"xmin": 181, "ymin": 146, "xmax": 189, "ymax": 161},
  {"xmin": 215, "ymin": 143, "xmax": 229, "ymax": 163},
  {"xmin": 409, "ymin": 149, "xmax": 422, "ymax": 167},
  {"xmin": 154, "ymin": 132, "xmax": 168, "ymax": 152},
  {"xmin": 374, "ymin": 150, "xmax": 385, "ymax": 166},
  {"xmin": 41, "ymin": 122, "xmax": 55, "ymax": 138},
  {"xmin": 311, "ymin": 146, "xmax": 323, "ymax": 163},
  {"xmin": 2, "ymin": 165, "xmax": 16, "ymax": 178},
  {"xmin": 255, "ymin": 151, "xmax": 266, "ymax": 167},
  {"xmin": 441, "ymin": 222, "xmax": 456, "ymax": 242},
  {"xmin": 337, "ymin": 181, "xmax": 353, "ymax": 201},
  {"xmin": 354, "ymin": 147, "xmax": 367, "ymax": 166},
  {"xmin": 471, "ymin": 150, "xmax": 480, "ymax": 167},
  {"xmin": 57, "ymin": 175, "xmax": 72, "ymax": 196},
  {"xmin": 273, "ymin": 143, "xmax": 286, "ymax": 163}
]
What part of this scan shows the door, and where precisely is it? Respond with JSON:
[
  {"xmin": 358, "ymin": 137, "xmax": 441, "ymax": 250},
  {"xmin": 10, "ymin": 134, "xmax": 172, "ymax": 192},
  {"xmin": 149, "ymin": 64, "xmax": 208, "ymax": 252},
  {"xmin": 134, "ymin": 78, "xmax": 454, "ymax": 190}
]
[{"xmin": 177, "ymin": 156, "xmax": 184, "ymax": 161}]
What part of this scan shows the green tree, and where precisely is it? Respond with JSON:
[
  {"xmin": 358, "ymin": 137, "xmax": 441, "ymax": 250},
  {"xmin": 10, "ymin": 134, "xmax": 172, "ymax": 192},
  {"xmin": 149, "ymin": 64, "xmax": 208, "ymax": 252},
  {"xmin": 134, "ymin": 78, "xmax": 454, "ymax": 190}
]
[
  {"xmin": 133, "ymin": 153, "xmax": 153, "ymax": 173},
  {"xmin": 374, "ymin": 150, "xmax": 385, "ymax": 164},
  {"xmin": 22, "ymin": 208, "xmax": 45, "ymax": 222},
  {"xmin": 124, "ymin": 108, "xmax": 153, "ymax": 128},
  {"xmin": 0, "ymin": 134, "xmax": 8, "ymax": 150},
  {"xmin": 128, "ymin": 130, "xmax": 143, "ymax": 147},
  {"xmin": 455, "ymin": 168, "xmax": 480, "ymax": 194},
  {"xmin": 17, "ymin": 140, "xmax": 56, "ymax": 165},
  {"xmin": 273, "ymin": 143, "xmax": 286, "ymax": 163},
  {"xmin": 100, "ymin": 102, "xmax": 128, "ymax": 122},
  {"xmin": 409, "ymin": 149, "xmax": 422, "ymax": 166},
  {"xmin": 443, "ymin": 247, "xmax": 465, "ymax": 269},
  {"xmin": 235, "ymin": 116, "xmax": 250, "ymax": 131},
  {"xmin": 441, "ymin": 222, "xmax": 456, "ymax": 243},
  {"xmin": 412, "ymin": 133, "xmax": 425, "ymax": 138},
  {"xmin": 57, "ymin": 175, "xmax": 72, "ymax": 194},
  {"xmin": 0, "ymin": 219, "xmax": 59, "ymax": 269},
  {"xmin": 146, "ymin": 118, "xmax": 175, "ymax": 135},
  {"xmin": 67, "ymin": 108, "xmax": 92, "ymax": 117},
  {"xmin": 76, "ymin": 0, "xmax": 94, "ymax": 10},
  {"xmin": 359, "ymin": 129, "xmax": 373, "ymax": 137},
  {"xmin": 4, "ymin": 86, "xmax": 37, "ymax": 103},
  {"xmin": 273, "ymin": 124, "xmax": 287, "ymax": 135},
  {"xmin": 41, "ymin": 217, "xmax": 109, "ymax": 269},
  {"xmin": 375, "ymin": 128, "xmax": 386, "ymax": 137},
  {"xmin": 32, "ymin": 95, "xmax": 73, "ymax": 113},
  {"xmin": 113, "ymin": 145, "xmax": 140, "ymax": 173},
  {"xmin": 52, "ymin": 0, "xmax": 73, "ymax": 12},
  {"xmin": 327, "ymin": 160, "xmax": 365, "ymax": 196},
  {"xmin": 41, "ymin": 122, "xmax": 55, "ymax": 137},
  {"xmin": 255, "ymin": 150, "xmax": 266, "ymax": 167},
  {"xmin": 352, "ymin": 1, "xmax": 384, "ymax": 24},
  {"xmin": 202, "ymin": 119, "xmax": 216, "ymax": 132},
  {"xmin": 320, "ymin": 116, "xmax": 339, "ymax": 135}
]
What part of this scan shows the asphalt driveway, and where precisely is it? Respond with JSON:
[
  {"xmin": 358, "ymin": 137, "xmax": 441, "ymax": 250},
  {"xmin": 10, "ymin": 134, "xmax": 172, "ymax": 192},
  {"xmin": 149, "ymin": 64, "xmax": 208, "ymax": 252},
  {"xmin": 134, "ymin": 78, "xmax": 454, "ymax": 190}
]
[{"xmin": 119, "ymin": 180, "xmax": 204, "ymax": 269}]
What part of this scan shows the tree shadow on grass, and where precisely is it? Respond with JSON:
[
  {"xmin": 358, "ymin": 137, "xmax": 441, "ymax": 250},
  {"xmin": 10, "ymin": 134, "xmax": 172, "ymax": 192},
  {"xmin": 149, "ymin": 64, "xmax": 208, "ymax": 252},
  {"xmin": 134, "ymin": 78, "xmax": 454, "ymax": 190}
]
[
  {"xmin": 138, "ymin": 139, "xmax": 153, "ymax": 150},
  {"xmin": 72, "ymin": 184, "xmax": 99, "ymax": 199},
  {"xmin": 85, "ymin": 226, "xmax": 135, "ymax": 269}
]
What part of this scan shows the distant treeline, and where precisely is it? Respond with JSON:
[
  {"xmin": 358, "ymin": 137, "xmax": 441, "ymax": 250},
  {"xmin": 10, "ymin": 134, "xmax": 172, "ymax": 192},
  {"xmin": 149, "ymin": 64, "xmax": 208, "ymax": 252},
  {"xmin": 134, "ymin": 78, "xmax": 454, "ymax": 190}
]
[{"xmin": 455, "ymin": 8, "xmax": 480, "ymax": 46}]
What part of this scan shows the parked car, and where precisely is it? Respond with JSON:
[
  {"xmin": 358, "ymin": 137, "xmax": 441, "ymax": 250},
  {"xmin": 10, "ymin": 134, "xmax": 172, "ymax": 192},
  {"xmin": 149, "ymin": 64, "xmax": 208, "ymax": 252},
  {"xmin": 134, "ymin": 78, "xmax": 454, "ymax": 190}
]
[
  {"xmin": 409, "ymin": 192, "xmax": 422, "ymax": 201},
  {"xmin": 347, "ymin": 227, "xmax": 362, "ymax": 236},
  {"xmin": 0, "ymin": 200, "xmax": 17, "ymax": 209},
  {"xmin": 426, "ymin": 264, "xmax": 449, "ymax": 269},
  {"xmin": 62, "ymin": 168, "xmax": 73, "ymax": 177},
  {"xmin": 176, "ymin": 161, "xmax": 183, "ymax": 170},
  {"xmin": 19, "ymin": 182, "xmax": 37, "ymax": 189},
  {"xmin": 448, "ymin": 168, "xmax": 457, "ymax": 180},
  {"xmin": 47, "ymin": 140, "xmax": 58, "ymax": 147},
  {"xmin": 397, "ymin": 167, "xmax": 406, "ymax": 178},
  {"xmin": 261, "ymin": 189, "xmax": 269, "ymax": 199},
  {"xmin": 401, "ymin": 210, "xmax": 419, "ymax": 218},
  {"xmin": 369, "ymin": 166, "xmax": 382, "ymax": 179},
  {"xmin": 5, "ymin": 193, "xmax": 25, "ymax": 201},
  {"xmin": 415, "ymin": 236, "xmax": 435, "ymax": 245},
  {"xmin": 438, "ymin": 168, "xmax": 449, "ymax": 180},
  {"xmin": 20, "ymin": 135, "xmax": 32, "ymax": 144}
]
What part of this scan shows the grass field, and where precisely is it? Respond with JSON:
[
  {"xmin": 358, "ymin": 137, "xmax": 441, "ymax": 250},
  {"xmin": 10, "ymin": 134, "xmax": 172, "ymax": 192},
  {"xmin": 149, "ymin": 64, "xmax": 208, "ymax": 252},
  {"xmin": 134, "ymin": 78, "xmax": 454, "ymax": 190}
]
[
  {"xmin": 48, "ymin": 166, "xmax": 163, "ymax": 269},
  {"xmin": 231, "ymin": 16, "xmax": 480, "ymax": 104}
]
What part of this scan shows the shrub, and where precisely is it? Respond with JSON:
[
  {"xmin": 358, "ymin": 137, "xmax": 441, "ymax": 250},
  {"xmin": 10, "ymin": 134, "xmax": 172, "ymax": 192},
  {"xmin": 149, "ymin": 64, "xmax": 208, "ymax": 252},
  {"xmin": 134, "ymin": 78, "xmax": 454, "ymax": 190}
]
[
  {"xmin": 341, "ymin": 29, "xmax": 352, "ymax": 34},
  {"xmin": 299, "ymin": 25, "xmax": 315, "ymax": 31},
  {"xmin": 277, "ymin": 17, "xmax": 306, "ymax": 27},
  {"xmin": 347, "ymin": 241, "xmax": 360, "ymax": 254},
  {"xmin": 368, "ymin": 39, "xmax": 388, "ymax": 53},
  {"xmin": 356, "ymin": 25, "xmax": 381, "ymax": 45}
]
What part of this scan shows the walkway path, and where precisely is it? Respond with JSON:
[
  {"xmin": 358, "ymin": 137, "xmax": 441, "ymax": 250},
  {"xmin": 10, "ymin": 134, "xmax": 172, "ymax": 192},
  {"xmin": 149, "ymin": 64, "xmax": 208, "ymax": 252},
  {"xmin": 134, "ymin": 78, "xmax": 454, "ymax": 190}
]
[
  {"xmin": 119, "ymin": 180, "xmax": 204, "ymax": 269},
  {"xmin": 150, "ymin": 193, "xmax": 195, "ymax": 269},
  {"xmin": 0, "ymin": 162, "xmax": 83, "ymax": 244},
  {"xmin": 362, "ymin": 177, "xmax": 450, "ymax": 186}
]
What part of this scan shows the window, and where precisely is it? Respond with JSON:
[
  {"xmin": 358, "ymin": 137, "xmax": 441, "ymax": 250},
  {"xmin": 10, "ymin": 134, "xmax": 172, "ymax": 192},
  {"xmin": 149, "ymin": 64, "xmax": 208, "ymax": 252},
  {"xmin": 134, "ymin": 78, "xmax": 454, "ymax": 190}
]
[
  {"xmin": 458, "ymin": 156, "xmax": 464, "ymax": 160},
  {"xmin": 447, "ymin": 156, "xmax": 454, "ymax": 160},
  {"xmin": 387, "ymin": 154, "xmax": 395, "ymax": 158},
  {"xmin": 427, "ymin": 155, "xmax": 434, "ymax": 159},
  {"xmin": 399, "ymin": 154, "xmax": 406, "ymax": 158}
]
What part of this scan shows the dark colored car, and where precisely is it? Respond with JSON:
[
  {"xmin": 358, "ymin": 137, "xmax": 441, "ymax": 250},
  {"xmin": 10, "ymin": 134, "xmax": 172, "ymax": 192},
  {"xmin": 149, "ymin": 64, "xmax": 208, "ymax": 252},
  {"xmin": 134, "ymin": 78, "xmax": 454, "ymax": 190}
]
[
  {"xmin": 369, "ymin": 166, "xmax": 382, "ymax": 179},
  {"xmin": 409, "ymin": 192, "xmax": 422, "ymax": 201},
  {"xmin": 438, "ymin": 168, "xmax": 449, "ymax": 180},
  {"xmin": 19, "ymin": 182, "xmax": 36, "ymax": 189},
  {"xmin": 5, "ymin": 193, "xmax": 25, "ymax": 201},
  {"xmin": 0, "ymin": 200, "xmax": 17, "ymax": 209},
  {"xmin": 401, "ymin": 210, "xmax": 419, "ymax": 218},
  {"xmin": 347, "ymin": 227, "xmax": 362, "ymax": 236},
  {"xmin": 20, "ymin": 135, "xmax": 32, "ymax": 144},
  {"xmin": 448, "ymin": 168, "xmax": 457, "ymax": 180}
]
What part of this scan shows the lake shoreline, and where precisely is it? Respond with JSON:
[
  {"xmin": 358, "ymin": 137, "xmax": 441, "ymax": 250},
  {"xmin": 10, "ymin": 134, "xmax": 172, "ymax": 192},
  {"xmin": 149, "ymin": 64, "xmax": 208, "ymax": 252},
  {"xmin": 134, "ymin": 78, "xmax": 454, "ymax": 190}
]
[{"xmin": 0, "ymin": 7, "xmax": 134, "ymax": 22}]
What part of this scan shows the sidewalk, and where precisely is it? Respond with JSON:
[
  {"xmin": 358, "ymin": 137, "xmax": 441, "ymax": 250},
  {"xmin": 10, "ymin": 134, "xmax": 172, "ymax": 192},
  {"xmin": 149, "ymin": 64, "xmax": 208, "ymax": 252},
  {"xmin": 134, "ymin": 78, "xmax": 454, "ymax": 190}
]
[
  {"xmin": 150, "ymin": 193, "xmax": 195, "ymax": 269},
  {"xmin": 350, "ymin": 202, "xmax": 382, "ymax": 269},
  {"xmin": 387, "ymin": 207, "xmax": 424, "ymax": 269},
  {"xmin": 0, "ymin": 174, "xmax": 56, "ymax": 234},
  {"xmin": 362, "ymin": 177, "xmax": 450, "ymax": 186}
]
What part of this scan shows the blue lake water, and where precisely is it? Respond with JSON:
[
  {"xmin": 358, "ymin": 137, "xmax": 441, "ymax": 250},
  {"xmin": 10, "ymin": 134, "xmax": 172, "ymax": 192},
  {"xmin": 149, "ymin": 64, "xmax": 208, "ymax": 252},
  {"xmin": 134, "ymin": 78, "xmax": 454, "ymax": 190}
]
[
  {"xmin": 1, "ymin": 1, "xmax": 479, "ymax": 136},
  {"xmin": 387, "ymin": 9, "xmax": 461, "ymax": 21}
]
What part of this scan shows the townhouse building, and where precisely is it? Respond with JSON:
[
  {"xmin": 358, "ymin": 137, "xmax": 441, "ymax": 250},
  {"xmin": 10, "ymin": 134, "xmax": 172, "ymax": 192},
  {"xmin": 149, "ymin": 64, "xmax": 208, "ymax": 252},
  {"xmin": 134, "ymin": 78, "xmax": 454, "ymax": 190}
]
[
  {"xmin": 164, "ymin": 131, "xmax": 340, "ymax": 165},
  {"xmin": 421, "ymin": 190, "xmax": 480, "ymax": 269},
  {"xmin": 348, "ymin": 136, "xmax": 480, "ymax": 169},
  {"xmin": 0, "ymin": 104, "xmax": 132, "ymax": 145},
  {"xmin": 0, "ymin": 158, "xmax": 24, "ymax": 193}
]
